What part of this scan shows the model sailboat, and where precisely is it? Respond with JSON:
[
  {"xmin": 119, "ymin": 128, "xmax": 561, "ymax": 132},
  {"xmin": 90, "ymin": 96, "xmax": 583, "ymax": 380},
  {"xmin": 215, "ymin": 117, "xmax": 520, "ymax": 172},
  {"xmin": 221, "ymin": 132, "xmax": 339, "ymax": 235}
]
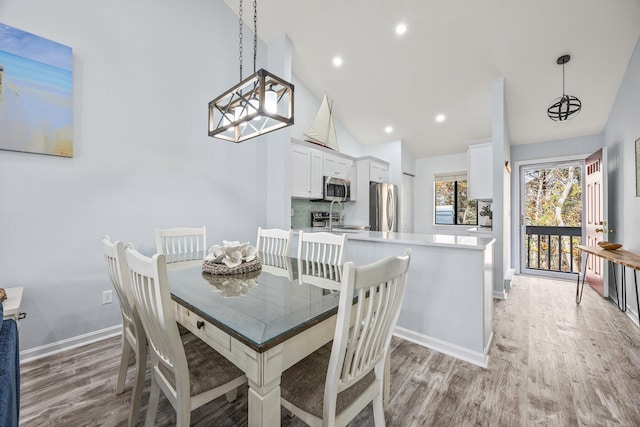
[{"xmin": 304, "ymin": 93, "xmax": 339, "ymax": 151}]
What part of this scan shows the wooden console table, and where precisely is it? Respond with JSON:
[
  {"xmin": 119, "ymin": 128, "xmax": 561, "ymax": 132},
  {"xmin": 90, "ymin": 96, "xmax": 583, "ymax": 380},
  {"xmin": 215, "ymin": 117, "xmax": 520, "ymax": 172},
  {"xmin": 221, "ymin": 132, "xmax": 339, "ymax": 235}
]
[{"xmin": 576, "ymin": 245, "xmax": 640, "ymax": 323}]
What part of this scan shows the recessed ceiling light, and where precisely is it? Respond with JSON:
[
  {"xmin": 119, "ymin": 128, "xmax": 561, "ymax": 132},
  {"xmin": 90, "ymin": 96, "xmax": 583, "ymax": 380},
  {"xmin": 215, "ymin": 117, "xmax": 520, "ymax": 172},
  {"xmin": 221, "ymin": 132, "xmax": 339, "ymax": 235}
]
[
  {"xmin": 385, "ymin": 126, "xmax": 393, "ymax": 134},
  {"xmin": 395, "ymin": 23, "xmax": 407, "ymax": 35},
  {"xmin": 332, "ymin": 56, "xmax": 343, "ymax": 67},
  {"xmin": 435, "ymin": 114, "xmax": 446, "ymax": 123}
]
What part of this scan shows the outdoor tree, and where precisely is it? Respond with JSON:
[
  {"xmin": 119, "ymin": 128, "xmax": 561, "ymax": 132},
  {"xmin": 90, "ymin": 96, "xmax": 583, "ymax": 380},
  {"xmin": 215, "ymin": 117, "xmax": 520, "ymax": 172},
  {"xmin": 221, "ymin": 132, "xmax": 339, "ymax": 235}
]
[{"xmin": 524, "ymin": 165, "xmax": 582, "ymax": 271}]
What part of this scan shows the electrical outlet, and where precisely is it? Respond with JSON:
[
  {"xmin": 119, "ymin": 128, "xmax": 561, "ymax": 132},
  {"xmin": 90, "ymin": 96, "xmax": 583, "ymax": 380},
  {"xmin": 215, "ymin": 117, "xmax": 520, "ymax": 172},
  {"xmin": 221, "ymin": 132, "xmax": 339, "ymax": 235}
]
[{"xmin": 102, "ymin": 290, "xmax": 113, "ymax": 305}]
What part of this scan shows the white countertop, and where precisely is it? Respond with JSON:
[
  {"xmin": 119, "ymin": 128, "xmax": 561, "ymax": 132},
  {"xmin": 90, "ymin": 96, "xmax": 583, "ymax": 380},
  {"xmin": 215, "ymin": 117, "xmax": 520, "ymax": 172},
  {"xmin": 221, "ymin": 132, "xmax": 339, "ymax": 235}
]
[
  {"xmin": 467, "ymin": 227, "xmax": 494, "ymax": 236},
  {"xmin": 295, "ymin": 229, "xmax": 495, "ymax": 250}
]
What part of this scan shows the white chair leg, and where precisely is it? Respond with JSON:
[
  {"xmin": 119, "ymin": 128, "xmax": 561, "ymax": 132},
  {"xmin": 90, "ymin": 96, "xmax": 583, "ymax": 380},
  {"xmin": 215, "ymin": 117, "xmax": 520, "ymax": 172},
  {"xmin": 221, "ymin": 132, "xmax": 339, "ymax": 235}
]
[
  {"xmin": 384, "ymin": 349, "xmax": 391, "ymax": 410},
  {"xmin": 145, "ymin": 378, "xmax": 161, "ymax": 427},
  {"xmin": 373, "ymin": 393, "xmax": 386, "ymax": 427},
  {"xmin": 176, "ymin": 397, "xmax": 191, "ymax": 427},
  {"xmin": 225, "ymin": 387, "xmax": 238, "ymax": 403},
  {"xmin": 117, "ymin": 339, "xmax": 131, "ymax": 394},
  {"xmin": 128, "ymin": 343, "xmax": 147, "ymax": 427}
]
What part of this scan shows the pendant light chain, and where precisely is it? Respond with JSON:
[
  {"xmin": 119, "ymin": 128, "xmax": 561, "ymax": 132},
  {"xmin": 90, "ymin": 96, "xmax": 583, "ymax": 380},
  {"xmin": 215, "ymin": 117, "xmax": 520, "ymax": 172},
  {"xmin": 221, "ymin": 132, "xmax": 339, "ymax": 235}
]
[
  {"xmin": 239, "ymin": 0, "xmax": 244, "ymax": 81},
  {"xmin": 562, "ymin": 62, "xmax": 566, "ymax": 96},
  {"xmin": 253, "ymin": 0, "xmax": 257, "ymax": 73}
]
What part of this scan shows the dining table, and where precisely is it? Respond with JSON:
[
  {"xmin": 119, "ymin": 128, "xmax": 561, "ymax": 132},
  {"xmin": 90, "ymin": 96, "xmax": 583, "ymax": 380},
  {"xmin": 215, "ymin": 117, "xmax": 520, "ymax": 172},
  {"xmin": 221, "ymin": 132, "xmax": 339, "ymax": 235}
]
[{"xmin": 165, "ymin": 252, "xmax": 358, "ymax": 427}]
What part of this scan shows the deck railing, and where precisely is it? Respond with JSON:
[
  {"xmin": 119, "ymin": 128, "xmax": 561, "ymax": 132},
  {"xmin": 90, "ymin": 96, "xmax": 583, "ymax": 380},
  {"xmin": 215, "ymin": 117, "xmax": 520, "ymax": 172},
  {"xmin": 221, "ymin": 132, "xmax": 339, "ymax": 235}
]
[{"xmin": 525, "ymin": 226, "xmax": 582, "ymax": 274}]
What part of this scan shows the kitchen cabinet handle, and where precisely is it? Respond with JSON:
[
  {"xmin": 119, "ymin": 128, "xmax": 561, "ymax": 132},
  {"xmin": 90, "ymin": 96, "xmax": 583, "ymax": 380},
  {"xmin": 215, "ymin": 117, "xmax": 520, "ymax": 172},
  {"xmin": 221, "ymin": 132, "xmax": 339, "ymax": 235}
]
[{"xmin": 197, "ymin": 320, "xmax": 205, "ymax": 329}]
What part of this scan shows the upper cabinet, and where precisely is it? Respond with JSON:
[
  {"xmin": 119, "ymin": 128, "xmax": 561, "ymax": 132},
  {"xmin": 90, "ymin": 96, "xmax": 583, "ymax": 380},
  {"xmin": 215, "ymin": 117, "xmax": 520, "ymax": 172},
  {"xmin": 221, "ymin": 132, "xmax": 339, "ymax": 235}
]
[
  {"xmin": 291, "ymin": 140, "xmax": 355, "ymax": 199},
  {"xmin": 467, "ymin": 140, "xmax": 493, "ymax": 200},
  {"xmin": 291, "ymin": 143, "xmax": 323, "ymax": 199},
  {"xmin": 369, "ymin": 160, "xmax": 389, "ymax": 183},
  {"xmin": 323, "ymin": 152, "xmax": 351, "ymax": 178}
]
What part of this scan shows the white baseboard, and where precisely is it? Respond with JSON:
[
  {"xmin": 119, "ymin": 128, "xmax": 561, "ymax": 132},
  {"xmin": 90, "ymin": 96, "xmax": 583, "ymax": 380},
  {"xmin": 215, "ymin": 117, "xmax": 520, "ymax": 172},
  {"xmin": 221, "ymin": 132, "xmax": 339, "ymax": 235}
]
[
  {"xmin": 625, "ymin": 307, "xmax": 640, "ymax": 328},
  {"xmin": 493, "ymin": 289, "xmax": 507, "ymax": 300},
  {"xmin": 504, "ymin": 268, "xmax": 515, "ymax": 292},
  {"xmin": 394, "ymin": 326, "xmax": 490, "ymax": 368},
  {"xmin": 20, "ymin": 324, "xmax": 122, "ymax": 364}
]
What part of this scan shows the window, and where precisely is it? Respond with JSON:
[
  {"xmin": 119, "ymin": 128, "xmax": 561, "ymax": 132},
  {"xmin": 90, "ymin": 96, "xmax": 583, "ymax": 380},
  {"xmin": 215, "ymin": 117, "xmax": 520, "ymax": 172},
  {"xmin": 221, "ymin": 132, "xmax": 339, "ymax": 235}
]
[{"xmin": 434, "ymin": 174, "xmax": 477, "ymax": 225}]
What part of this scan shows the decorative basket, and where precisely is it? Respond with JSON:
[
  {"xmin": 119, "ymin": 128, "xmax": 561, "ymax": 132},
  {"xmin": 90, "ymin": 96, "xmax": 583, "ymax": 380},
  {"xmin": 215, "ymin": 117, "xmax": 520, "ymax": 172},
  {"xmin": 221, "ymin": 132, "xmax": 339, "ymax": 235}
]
[
  {"xmin": 598, "ymin": 241, "xmax": 622, "ymax": 251},
  {"xmin": 202, "ymin": 257, "xmax": 262, "ymax": 275}
]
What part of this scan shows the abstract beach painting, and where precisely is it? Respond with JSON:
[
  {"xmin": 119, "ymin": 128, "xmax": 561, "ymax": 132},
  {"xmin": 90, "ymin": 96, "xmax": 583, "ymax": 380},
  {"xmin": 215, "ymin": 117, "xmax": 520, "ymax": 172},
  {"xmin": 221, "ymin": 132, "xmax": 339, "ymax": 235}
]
[{"xmin": 0, "ymin": 23, "xmax": 73, "ymax": 157}]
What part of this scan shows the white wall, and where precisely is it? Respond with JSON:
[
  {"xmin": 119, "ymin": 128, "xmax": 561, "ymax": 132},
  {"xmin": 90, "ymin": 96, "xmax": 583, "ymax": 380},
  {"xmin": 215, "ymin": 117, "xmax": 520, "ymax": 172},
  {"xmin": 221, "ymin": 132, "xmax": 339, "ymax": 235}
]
[
  {"xmin": 603, "ymin": 35, "xmax": 640, "ymax": 318},
  {"xmin": 264, "ymin": 34, "xmax": 293, "ymax": 230},
  {"xmin": 0, "ymin": 0, "xmax": 269, "ymax": 350},
  {"xmin": 402, "ymin": 142, "xmax": 416, "ymax": 176},
  {"xmin": 414, "ymin": 152, "xmax": 468, "ymax": 235},
  {"xmin": 491, "ymin": 77, "xmax": 511, "ymax": 298}
]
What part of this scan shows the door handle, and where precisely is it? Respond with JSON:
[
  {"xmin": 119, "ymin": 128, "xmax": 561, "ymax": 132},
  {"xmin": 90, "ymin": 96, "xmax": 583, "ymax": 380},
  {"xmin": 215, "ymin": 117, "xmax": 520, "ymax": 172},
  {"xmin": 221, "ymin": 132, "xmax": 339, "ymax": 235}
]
[{"xmin": 595, "ymin": 228, "xmax": 614, "ymax": 233}]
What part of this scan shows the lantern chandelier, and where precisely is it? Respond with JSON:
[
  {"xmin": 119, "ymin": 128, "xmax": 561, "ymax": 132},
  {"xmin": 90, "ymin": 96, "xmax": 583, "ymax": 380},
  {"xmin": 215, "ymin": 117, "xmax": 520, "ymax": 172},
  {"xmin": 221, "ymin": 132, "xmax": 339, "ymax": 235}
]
[
  {"xmin": 547, "ymin": 54, "xmax": 581, "ymax": 122},
  {"xmin": 208, "ymin": 0, "xmax": 294, "ymax": 142}
]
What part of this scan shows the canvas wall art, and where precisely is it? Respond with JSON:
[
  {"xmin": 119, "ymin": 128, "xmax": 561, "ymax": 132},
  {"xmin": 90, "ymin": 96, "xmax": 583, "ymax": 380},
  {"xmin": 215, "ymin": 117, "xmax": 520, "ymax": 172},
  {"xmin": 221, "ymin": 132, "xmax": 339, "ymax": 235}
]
[{"xmin": 0, "ymin": 23, "xmax": 72, "ymax": 157}]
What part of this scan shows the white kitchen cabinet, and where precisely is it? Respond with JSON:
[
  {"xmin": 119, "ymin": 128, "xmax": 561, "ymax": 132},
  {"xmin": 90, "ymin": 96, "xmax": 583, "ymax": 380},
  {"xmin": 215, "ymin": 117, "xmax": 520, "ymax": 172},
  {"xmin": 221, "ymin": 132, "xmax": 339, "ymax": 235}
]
[
  {"xmin": 323, "ymin": 153, "xmax": 351, "ymax": 178},
  {"xmin": 349, "ymin": 162, "xmax": 357, "ymax": 201},
  {"xmin": 291, "ymin": 144, "xmax": 323, "ymax": 199},
  {"xmin": 369, "ymin": 160, "xmax": 389, "ymax": 183},
  {"xmin": 401, "ymin": 174, "xmax": 414, "ymax": 232},
  {"xmin": 468, "ymin": 141, "xmax": 492, "ymax": 200},
  {"xmin": 310, "ymin": 150, "xmax": 323, "ymax": 198}
]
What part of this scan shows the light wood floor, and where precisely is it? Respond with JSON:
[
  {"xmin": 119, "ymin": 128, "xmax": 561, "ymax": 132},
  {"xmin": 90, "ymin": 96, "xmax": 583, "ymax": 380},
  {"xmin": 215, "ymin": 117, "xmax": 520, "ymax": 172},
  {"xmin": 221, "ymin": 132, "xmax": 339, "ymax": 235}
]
[{"xmin": 19, "ymin": 275, "xmax": 640, "ymax": 426}]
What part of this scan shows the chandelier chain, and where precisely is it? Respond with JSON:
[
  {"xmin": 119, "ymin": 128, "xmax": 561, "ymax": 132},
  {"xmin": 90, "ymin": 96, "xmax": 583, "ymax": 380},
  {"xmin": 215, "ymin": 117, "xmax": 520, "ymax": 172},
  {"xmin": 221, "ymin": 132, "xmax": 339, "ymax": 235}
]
[
  {"xmin": 253, "ymin": 0, "xmax": 257, "ymax": 73},
  {"xmin": 562, "ymin": 62, "xmax": 565, "ymax": 96},
  {"xmin": 239, "ymin": 0, "xmax": 243, "ymax": 81}
]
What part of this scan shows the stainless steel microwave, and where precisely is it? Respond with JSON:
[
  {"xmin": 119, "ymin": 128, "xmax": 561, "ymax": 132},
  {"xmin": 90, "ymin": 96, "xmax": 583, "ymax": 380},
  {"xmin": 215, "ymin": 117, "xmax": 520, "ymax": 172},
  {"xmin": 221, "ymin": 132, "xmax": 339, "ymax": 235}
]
[{"xmin": 323, "ymin": 177, "xmax": 351, "ymax": 202}]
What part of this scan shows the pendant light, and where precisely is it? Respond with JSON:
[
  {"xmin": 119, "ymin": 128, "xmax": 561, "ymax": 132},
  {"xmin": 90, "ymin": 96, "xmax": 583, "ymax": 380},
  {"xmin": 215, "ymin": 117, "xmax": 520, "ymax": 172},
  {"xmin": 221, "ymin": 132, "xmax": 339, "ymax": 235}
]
[
  {"xmin": 208, "ymin": 0, "xmax": 294, "ymax": 142},
  {"xmin": 547, "ymin": 54, "xmax": 581, "ymax": 122}
]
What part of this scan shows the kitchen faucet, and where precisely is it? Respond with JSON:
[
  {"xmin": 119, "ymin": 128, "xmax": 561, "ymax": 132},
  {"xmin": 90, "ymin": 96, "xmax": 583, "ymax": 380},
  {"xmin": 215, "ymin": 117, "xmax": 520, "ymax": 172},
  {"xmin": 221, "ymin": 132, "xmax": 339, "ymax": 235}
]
[{"xmin": 329, "ymin": 200, "xmax": 343, "ymax": 233}]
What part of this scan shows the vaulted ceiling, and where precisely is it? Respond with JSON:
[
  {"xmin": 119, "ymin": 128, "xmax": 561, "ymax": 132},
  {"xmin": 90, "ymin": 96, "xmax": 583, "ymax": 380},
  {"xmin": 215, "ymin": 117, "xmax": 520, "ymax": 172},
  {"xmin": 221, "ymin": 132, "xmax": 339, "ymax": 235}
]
[{"xmin": 223, "ymin": 0, "xmax": 640, "ymax": 158}]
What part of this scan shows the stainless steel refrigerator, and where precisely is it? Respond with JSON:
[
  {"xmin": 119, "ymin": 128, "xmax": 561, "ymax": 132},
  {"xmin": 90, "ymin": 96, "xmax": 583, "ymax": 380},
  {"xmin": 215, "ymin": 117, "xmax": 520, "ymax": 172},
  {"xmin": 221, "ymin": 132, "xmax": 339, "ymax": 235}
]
[{"xmin": 369, "ymin": 182, "xmax": 398, "ymax": 232}]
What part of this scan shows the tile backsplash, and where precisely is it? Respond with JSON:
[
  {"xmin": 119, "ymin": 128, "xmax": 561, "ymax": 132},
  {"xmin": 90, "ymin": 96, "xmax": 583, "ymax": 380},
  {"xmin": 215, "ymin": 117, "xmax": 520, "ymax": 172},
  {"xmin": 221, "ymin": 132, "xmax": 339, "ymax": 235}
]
[{"xmin": 291, "ymin": 199, "xmax": 334, "ymax": 229}]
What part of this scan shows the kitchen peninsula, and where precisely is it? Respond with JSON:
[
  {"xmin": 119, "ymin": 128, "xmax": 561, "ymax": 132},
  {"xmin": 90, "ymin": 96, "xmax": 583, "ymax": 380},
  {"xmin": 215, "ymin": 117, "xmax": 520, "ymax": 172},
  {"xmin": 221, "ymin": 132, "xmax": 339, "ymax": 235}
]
[{"xmin": 292, "ymin": 230, "xmax": 495, "ymax": 367}]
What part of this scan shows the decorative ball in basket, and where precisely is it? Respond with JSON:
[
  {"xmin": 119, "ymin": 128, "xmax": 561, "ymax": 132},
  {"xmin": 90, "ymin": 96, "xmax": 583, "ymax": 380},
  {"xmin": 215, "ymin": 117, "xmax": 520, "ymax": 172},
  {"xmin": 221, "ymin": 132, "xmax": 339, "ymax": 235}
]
[{"xmin": 202, "ymin": 240, "xmax": 261, "ymax": 275}]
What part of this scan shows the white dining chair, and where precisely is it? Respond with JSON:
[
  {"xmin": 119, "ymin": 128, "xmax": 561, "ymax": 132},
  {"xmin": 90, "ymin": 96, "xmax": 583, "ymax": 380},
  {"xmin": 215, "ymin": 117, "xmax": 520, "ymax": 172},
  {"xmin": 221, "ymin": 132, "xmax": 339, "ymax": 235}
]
[
  {"xmin": 297, "ymin": 258, "xmax": 343, "ymax": 290},
  {"xmin": 256, "ymin": 227, "xmax": 293, "ymax": 256},
  {"xmin": 155, "ymin": 226, "xmax": 206, "ymax": 262},
  {"xmin": 124, "ymin": 247, "xmax": 246, "ymax": 427},
  {"xmin": 297, "ymin": 231, "xmax": 347, "ymax": 265},
  {"xmin": 101, "ymin": 236, "xmax": 147, "ymax": 427},
  {"xmin": 280, "ymin": 249, "xmax": 412, "ymax": 427}
]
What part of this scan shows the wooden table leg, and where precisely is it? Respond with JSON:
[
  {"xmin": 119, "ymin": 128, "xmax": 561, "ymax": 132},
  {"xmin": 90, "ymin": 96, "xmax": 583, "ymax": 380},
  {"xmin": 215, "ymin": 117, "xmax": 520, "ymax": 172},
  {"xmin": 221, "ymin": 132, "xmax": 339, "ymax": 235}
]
[
  {"xmin": 244, "ymin": 345, "xmax": 284, "ymax": 427},
  {"xmin": 576, "ymin": 252, "xmax": 589, "ymax": 304},
  {"xmin": 621, "ymin": 266, "xmax": 627, "ymax": 312},
  {"xmin": 248, "ymin": 379, "xmax": 281, "ymax": 427},
  {"xmin": 634, "ymin": 270, "xmax": 639, "ymax": 324}
]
